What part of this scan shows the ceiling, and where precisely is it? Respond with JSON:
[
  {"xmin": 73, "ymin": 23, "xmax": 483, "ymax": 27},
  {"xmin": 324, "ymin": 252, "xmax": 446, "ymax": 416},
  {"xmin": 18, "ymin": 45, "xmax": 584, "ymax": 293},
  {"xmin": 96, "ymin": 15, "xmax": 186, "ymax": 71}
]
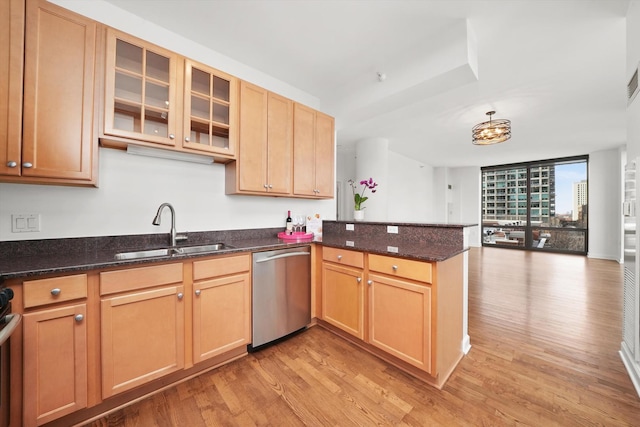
[{"xmin": 101, "ymin": 0, "xmax": 630, "ymax": 168}]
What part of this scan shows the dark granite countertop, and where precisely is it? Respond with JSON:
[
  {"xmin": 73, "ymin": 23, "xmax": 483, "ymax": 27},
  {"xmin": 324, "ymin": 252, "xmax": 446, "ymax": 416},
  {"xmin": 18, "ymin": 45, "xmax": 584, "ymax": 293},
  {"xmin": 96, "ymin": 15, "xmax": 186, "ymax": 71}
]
[
  {"xmin": 318, "ymin": 235, "xmax": 467, "ymax": 262},
  {"xmin": 0, "ymin": 230, "xmax": 315, "ymax": 280}
]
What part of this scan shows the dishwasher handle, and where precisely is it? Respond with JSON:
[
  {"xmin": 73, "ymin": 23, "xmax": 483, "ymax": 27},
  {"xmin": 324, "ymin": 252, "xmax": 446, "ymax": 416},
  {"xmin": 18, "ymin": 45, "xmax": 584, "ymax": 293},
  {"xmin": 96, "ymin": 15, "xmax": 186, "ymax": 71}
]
[{"xmin": 255, "ymin": 251, "xmax": 310, "ymax": 263}]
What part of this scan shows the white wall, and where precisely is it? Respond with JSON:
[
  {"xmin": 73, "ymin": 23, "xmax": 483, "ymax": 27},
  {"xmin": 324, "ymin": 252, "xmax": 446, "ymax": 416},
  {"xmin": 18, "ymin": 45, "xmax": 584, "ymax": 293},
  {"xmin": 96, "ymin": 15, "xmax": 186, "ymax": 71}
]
[
  {"xmin": 589, "ymin": 147, "xmax": 623, "ymax": 261},
  {"xmin": 0, "ymin": 0, "xmax": 336, "ymax": 241},
  {"xmin": 0, "ymin": 149, "xmax": 333, "ymax": 240},
  {"xmin": 628, "ymin": 2, "xmax": 640, "ymax": 161},
  {"xmin": 387, "ymin": 151, "xmax": 432, "ymax": 222},
  {"xmin": 447, "ymin": 167, "xmax": 481, "ymax": 247}
]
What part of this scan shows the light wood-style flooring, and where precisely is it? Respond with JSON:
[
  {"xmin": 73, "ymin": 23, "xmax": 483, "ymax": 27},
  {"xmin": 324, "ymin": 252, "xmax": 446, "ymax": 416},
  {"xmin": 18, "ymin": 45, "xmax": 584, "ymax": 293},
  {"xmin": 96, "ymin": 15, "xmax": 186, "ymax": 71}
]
[{"xmin": 86, "ymin": 247, "xmax": 640, "ymax": 426}]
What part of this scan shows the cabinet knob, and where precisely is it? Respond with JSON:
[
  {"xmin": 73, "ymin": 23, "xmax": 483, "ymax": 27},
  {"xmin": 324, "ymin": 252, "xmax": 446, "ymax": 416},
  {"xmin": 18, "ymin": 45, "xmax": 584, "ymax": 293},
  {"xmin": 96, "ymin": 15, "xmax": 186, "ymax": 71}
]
[
  {"xmin": 268, "ymin": 184, "xmax": 273, "ymax": 188},
  {"xmin": 23, "ymin": 162, "xmax": 33, "ymax": 168},
  {"xmin": 195, "ymin": 289, "xmax": 201, "ymax": 296},
  {"xmin": 169, "ymin": 134, "xmax": 175, "ymax": 140},
  {"xmin": 367, "ymin": 280, "xmax": 373, "ymax": 285},
  {"xmin": 356, "ymin": 277, "xmax": 362, "ymax": 283},
  {"xmin": 392, "ymin": 265, "xmax": 398, "ymax": 271},
  {"xmin": 74, "ymin": 314, "xmax": 84, "ymax": 322},
  {"xmin": 6, "ymin": 161, "xmax": 17, "ymax": 168},
  {"xmin": 337, "ymin": 255, "xmax": 342, "ymax": 260},
  {"xmin": 264, "ymin": 184, "xmax": 268, "ymax": 189},
  {"xmin": 177, "ymin": 292, "xmax": 183, "ymax": 300},
  {"xmin": 50, "ymin": 288, "xmax": 61, "ymax": 296},
  {"xmin": 185, "ymin": 137, "xmax": 190, "ymax": 142}
]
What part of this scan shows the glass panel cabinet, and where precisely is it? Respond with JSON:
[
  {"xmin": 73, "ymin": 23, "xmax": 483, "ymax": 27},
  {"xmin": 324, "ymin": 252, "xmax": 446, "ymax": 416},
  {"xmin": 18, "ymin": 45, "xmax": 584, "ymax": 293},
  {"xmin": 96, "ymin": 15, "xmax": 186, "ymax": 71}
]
[
  {"xmin": 104, "ymin": 29, "xmax": 178, "ymax": 147},
  {"xmin": 183, "ymin": 60, "xmax": 236, "ymax": 156}
]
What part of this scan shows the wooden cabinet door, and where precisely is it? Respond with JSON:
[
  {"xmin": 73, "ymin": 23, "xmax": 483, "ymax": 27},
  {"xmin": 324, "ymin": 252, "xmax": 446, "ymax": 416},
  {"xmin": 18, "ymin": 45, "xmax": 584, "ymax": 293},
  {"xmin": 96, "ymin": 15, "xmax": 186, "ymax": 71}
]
[
  {"xmin": 23, "ymin": 303, "xmax": 88, "ymax": 426},
  {"xmin": 321, "ymin": 262, "xmax": 364, "ymax": 339},
  {"xmin": 193, "ymin": 273, "xmax": 251, "ymax": 363},
  {"xmin": 101, "ymin": 285, "xmax": 185, "ymax": 398},
  {"xmin": 21, "ymin": 0, "xmax": 96, "ymax": 183},
  {"xmin": 104, "ymin": 28, "xmax": 179, "ymax": 147},
  {"xmin": 266, "ymin": 91, "xmax": 293, "ymax": 194},
  {"xmin": 0, "ymin": 0, "xmax": 24, "ymax": 178},
  {"xmin": 237, "ymin": 81, "xmax": 268, "ymax": 192},
  {"xmin": 368, "ymin": 273, "xmax": 432, "ymax": 373},
  {"xmin": 293, "ymin": 102, "xmax": 317, "ymax": 197},
  {"xmin": 183, "ymin": 60, "xmax": 237, "ymax": 158},
  {"xmin": 314, "ymin": 111, "xmax": 334, "ymax": 198}
]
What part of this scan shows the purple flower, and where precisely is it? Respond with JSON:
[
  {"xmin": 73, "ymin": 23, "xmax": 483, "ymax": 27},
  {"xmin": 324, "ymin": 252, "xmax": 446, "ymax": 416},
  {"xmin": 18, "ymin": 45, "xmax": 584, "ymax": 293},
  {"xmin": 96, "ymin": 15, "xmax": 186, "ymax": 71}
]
[{"xmin": 349, "ymin": 177, "xmax": 379, "ymax": 211}]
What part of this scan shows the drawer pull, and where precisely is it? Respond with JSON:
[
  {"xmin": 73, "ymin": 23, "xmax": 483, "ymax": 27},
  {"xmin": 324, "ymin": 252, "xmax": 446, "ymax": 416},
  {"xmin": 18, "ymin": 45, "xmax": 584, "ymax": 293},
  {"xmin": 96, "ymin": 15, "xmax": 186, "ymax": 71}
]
[
  {"xmin": 50, "ymin": 288, "xmax": 61, "ymax": 296},
  {"xmin": 337, "ymin": 255, "xmax": 342, "ymax": 260},
  {"xmin": 392, "ymin": 265, "xmax": 398, "ymax": 271},
  {"xmin": 356, "ymin": 277, "xmax": 362, "ymax": 283},
  {"xmin": 195, "ymin": 290, "xmax": 201, "ymax": 296},
  {"xmin": 367, "ymin": 280, "xmax": 373, "ymax": 285},
  {"xmin": 74, "ymin": 314, "xmax": 84, "ymax": 322},
  {"xmin": 177, "ymin": 292, "xmax": 184, "ymax": 300}
]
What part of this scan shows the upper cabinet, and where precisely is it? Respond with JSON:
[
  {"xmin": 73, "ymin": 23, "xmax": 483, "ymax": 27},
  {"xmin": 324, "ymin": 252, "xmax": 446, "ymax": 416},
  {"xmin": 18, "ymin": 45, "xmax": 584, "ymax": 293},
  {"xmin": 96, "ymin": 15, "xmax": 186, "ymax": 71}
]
[
  {"xmin": 225, "ymin": 81, "xmax": 292, "ymax": 196},
  {"xmin": 0, "ymin": 0, "xmax": 98, "ymax": 186},
  {"xmin": 103, "ymin": 29, "xmax": 179, "ymax": 148},
  {"xmin": 293, "ymin": 103, "xmax": 334, "ymax": 198},
  {"xmin": 102, "ymin": 29, "xmax": 237, "ymax": 163}
]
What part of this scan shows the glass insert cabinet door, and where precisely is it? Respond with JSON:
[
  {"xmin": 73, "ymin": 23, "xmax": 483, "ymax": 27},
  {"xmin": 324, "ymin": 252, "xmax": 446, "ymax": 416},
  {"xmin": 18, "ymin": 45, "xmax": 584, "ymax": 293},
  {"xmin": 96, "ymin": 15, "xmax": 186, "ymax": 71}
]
[
  {"xmin": 104, "ymin": 29, "xmax": 178, "ymax": 146},
  {"xmin": 182, "ymin": 60, "xmax": 237, "ymax": 156}
]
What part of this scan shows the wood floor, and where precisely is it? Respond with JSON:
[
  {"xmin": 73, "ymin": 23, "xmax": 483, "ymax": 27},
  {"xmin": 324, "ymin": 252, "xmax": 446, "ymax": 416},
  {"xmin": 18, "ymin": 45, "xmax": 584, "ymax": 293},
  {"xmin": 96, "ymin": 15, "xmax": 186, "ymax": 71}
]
[{"xmin": 86, "ymin": 247, "xmax": 640, "ymax": 426}]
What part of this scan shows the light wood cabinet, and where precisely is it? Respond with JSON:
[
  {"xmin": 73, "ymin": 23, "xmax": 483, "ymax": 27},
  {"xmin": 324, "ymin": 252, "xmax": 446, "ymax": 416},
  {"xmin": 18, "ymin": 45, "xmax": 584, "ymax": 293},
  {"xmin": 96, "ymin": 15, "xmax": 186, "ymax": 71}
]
[
  {"xmin": 321, "ymin": 248, "xmax": 365, "ymax": 339},
  {"xmin": 100, "ymin": 263, "xmax": 185, "ymax": 398},
  {"xmin": 1, "ymin": 0, "xmax": 98, "ymax": 185},
  {"xmin": 102, "ymin": 29, "xmax": 237, "ymax": 162},
  {"xmin": 22, "ymin": 274, "xmax": 89, "ymax": 426},
  {"xmin": 293, "ymin": 103, "xmax": 334, "ymax": 198},
  {"xmin": 192, "ymin": 255, "xmax": 251, "ymax": 363},
  {"xmin": 225, "ymin": 81, "xmax": 292, "ymax": 195},
  {"xmin": 367, "ymin": 272, "xmax": 432, "ymax": 372}
]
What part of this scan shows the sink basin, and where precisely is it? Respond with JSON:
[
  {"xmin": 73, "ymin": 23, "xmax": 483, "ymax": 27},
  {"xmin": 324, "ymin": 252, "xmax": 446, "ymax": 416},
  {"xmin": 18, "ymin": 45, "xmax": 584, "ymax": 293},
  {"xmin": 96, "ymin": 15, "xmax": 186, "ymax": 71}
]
[
  {"xmin": 114, "ymin": 243, "xmax": 233, "ymax": 260},
  {"xmin": 114, "ymin": 248, "xmax": 174, "ymax": 260},
  {"xmin": 175, "ymin": 243, "xmax": 232, "ymax": 254}
]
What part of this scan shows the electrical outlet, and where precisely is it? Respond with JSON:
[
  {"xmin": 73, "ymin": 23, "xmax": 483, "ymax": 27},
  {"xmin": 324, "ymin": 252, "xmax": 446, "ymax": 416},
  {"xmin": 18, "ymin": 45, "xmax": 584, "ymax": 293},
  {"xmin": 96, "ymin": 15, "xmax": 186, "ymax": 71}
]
[
  {"xmin": 387, "ymin": 225, "xmax": 398, "ymax": 234},
  {"xmin": 387, "ymin": 246, "xmax": 398, "ymax": 253},
  {"xmin": 346, "ymin": 224, "xmax": 355, "ymax": 231},
  {"xmin": 346, "ymin": 240, "xmax": 354, "ymax": 247},
  {"xmin": 12, "ymin": 214, "xmax": 41, "ymax": 233}
]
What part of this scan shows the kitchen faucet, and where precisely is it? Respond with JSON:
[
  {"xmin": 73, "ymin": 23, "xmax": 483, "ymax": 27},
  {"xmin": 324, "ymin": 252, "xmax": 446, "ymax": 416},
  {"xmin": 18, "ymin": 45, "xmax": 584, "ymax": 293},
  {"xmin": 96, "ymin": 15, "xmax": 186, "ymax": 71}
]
[{"xmin": 152, "ymin": 203, "xmax": 187, "ymax": 247}]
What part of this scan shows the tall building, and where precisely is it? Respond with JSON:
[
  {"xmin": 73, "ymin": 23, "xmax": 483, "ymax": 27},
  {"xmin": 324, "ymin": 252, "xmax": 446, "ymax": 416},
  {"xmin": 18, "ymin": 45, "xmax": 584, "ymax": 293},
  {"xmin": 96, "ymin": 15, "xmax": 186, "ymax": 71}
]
[
  {"xmin": 573, "ymin": 180, "xmax": 588, "ymax": 221},
  {"xmin": 482, "ymin": 166, "xmax": 556, "ymax": 225}
]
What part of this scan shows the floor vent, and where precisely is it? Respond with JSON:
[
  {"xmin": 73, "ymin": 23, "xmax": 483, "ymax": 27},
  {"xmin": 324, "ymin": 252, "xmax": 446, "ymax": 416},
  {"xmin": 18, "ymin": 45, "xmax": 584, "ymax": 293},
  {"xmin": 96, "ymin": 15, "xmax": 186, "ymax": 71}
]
[{"xmin": 628, "ymin": 67, "xmax": 639, "ymax": 106}]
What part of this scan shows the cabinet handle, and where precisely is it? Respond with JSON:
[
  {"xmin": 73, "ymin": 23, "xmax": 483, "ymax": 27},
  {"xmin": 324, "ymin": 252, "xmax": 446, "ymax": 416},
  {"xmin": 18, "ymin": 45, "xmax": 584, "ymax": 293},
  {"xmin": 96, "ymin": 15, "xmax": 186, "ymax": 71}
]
[
  {"xmin": 23, "ymin": 162, "xmax": 33, "ymax": 168},
  {"xmin": 184, "ymin": 137, "xmax": 190, "ymax": 142},
  {"xmin": 392, "ymin": 265, "xmax": 398, "ymax": 271},
  {"xmin": 337, "ymin": 255, "xmax": 342, "ymax": 260},
  {"xmin": 367, "ymin": 280, "xmax": 373, "ymax": 285},
  {"xmin": 169, "ymin": 134, "xmax": 175, "ymax": 140},
  {"xmin": 177, "ymin": 292, "xmax": 183, "ymax": 300},
  {"xmin": 74, "ymin": 314, "xmax": 84, "ymax": 322},
  {"xmin": 195, "ymin": 290, "xmax": 201, "ymax": 296},
  {"xmin": 6, "ymin": 161, "xmax": 17, "ymax": 168},
  {"xmin": 356, "ymin": 277, "xmax": 362, "ymax": 283},
  {"xmin": 50, "ymin": 288, "xmax": 61, "ymax": 296}
]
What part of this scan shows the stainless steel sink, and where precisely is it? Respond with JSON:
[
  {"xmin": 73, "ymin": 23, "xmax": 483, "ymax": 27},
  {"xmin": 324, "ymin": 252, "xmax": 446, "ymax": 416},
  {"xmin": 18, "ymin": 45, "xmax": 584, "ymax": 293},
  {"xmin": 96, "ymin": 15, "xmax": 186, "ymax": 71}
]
[
  {"xmin": 114, "ymin": 248, "xmax": 175, "ymax": 260},
  {"xmin": 175, "ymin": 243, "xmax": 231, "ymax": 254},
  {"xmin": 114, "ymin": 243, "xmax": 233, "ymax": 260}
]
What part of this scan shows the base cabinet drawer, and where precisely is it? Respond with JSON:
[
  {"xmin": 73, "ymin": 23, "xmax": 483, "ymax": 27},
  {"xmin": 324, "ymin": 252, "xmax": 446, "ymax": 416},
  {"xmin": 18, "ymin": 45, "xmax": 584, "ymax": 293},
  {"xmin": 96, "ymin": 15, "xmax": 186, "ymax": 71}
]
[{"xmin": 23, "ymin": 303, "xmax": 88, "ymax": 426}]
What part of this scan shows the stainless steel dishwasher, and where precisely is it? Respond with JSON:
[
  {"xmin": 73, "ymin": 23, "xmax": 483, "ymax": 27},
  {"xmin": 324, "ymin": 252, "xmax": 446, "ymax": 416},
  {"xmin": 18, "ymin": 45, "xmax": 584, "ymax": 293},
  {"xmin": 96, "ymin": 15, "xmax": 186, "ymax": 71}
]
[{"xmin": 250, "ymin": 246, "xmax": 311, "ymax": 350}]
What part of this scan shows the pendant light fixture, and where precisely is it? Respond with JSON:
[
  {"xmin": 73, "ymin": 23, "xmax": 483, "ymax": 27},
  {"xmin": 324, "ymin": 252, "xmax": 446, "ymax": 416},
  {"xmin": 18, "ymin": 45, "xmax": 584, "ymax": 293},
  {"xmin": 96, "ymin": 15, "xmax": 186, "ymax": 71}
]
[{"xmin": 472, "ymin": 111, "xmax": 511, "ymax": 145}]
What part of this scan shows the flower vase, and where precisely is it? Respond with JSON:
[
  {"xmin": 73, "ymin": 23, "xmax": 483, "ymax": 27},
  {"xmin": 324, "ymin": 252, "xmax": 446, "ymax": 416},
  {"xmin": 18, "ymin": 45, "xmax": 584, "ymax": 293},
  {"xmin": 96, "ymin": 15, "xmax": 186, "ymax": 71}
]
[{"xmin": 354, "ymin": 210, "xmax": 365, "ymax": 221}]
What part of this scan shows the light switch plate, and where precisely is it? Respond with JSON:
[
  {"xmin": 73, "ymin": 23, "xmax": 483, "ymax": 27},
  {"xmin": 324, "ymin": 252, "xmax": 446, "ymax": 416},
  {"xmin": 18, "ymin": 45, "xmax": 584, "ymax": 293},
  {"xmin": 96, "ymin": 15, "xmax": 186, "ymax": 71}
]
[
  {"xmin": 387, "ymin": 225, "xmax": 398, "ymax": 234},
  {"xmin": 12, "ymin": 214, "xmax": 41, "ymax": 233}
]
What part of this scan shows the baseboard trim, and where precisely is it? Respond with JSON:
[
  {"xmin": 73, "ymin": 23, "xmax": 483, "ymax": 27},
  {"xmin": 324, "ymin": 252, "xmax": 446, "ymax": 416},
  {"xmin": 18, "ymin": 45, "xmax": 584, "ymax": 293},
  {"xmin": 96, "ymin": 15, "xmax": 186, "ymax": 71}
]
[
  {"xmin": 619, "ymin": 342, "xmax": 640, "ymax": 398},
  {"xmin": 462, "ymin": 334, "xmax": 472, "ymax": 354}
]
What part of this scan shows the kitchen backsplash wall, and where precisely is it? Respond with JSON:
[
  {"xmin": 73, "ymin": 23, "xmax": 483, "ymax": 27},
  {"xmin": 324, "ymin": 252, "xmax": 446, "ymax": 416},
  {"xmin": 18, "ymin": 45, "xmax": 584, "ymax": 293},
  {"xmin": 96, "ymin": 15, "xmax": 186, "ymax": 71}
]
[{"xmin": 0, "ymin": 149, "xmax": 335, "ymax": 241}]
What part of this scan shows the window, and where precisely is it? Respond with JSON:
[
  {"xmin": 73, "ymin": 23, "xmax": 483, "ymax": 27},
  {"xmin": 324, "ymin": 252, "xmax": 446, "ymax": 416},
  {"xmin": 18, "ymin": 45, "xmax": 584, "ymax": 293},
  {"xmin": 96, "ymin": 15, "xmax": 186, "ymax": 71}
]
[{"xmin": 481, "ymin": 156, "xmax": 588, "ymax": 254}]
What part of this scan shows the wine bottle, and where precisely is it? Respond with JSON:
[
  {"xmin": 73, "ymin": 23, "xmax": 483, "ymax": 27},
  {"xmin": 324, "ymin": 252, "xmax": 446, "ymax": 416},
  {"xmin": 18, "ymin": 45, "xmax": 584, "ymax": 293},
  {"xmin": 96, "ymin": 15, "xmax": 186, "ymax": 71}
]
[{"xmin": 286, "ymin": 210, "xmax": 293, "ymax": 234}]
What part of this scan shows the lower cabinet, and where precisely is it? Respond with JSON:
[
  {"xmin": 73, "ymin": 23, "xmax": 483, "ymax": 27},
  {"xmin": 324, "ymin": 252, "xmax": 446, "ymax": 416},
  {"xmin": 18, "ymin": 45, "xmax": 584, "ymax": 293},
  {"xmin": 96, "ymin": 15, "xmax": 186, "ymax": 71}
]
[
  {"xmin": 23, "ymin": 303, "xmax": 88, "ymax": 426},
  {"xmin": 192, "ymin": 254, "xmax": 251, "ymax": 363},
  {"xmin": 21, "ymin": 273, "xmax": 89, "ymax": 426},
  {"xmin": 321, "ymin": 263, "xmax": 365, "ymax": 340},
  {"xmin": 100, "ymin": 263, "xmax": 185, "ymax": 398}
]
